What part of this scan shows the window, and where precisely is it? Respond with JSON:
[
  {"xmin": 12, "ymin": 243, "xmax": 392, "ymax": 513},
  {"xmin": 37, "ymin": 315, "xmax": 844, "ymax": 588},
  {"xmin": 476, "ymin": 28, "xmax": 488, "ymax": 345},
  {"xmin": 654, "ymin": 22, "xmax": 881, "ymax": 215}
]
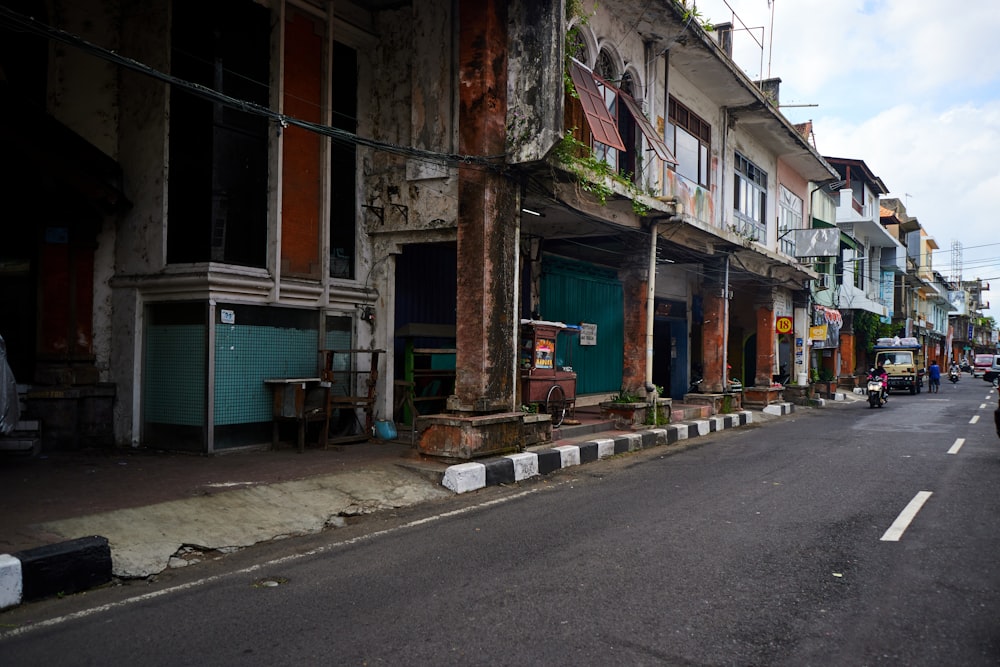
[
  {"xmin": 667, "ymin": 97, "xmax": 711, "ymax": 187},
  {"xmin": 330, "ymin": 41, "xmax": 358, "ymax": 279},
  {"xmin": 778, "ymin": 186, "xmax": 802, "ymax": 257},
  {"xmin": 566, "ymin": 59, "xmax": 674, "ymax": 183},
  {"xmin": 733, "ymin": 153, "xmax": 767, "ymax": 242},
  {"xmin": 168, "ymin": 0, "xmax": 270, "ymax": 267},
  {"xmin": 590, "ymin": 69, "xmax": 622, "ymax": 172},
  {"xmin": 844, "ymin": 245, "xmax": 865, "ymax": 289}
]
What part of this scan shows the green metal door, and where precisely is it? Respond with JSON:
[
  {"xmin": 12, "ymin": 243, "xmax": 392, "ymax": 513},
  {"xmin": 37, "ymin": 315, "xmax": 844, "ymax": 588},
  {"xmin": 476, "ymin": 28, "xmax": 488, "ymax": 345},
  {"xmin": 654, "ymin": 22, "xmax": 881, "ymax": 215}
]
[{"xmin": 540, "ymin": 257, "xmax": 623, "ymax": 395}]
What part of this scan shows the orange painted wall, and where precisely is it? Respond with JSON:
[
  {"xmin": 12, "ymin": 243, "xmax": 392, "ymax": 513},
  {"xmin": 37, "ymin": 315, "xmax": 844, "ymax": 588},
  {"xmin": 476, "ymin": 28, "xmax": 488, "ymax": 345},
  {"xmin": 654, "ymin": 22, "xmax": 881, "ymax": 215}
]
[
  {"xmin": 280, "ymin": 9, "xmax": 323, "ymax": 278},
  {"xmin": 839, "ymin": 331, "xmax": 856, "ymax": 377},
  {"xmin": 38, "ymin": 240, "xmax": 93, "ymax": 359}
]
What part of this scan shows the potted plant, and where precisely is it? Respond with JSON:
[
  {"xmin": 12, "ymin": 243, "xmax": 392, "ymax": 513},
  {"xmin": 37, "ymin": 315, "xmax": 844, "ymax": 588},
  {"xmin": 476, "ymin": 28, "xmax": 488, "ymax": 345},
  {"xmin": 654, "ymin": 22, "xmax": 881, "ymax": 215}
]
[{"xmin": 599, "ymin": 387, "xmax": 671, "ymax": 428}]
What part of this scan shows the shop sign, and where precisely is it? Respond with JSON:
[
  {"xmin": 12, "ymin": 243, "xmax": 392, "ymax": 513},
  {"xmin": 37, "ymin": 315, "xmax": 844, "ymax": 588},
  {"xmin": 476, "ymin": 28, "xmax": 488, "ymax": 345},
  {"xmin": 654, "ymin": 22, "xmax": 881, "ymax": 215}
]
[
  {"xmin": 580, "ymin": 323, "xmax": 597, "ymax": 346},
  {"xmin": 809, "ymin": 325, "xmax": 828, "ymax": 341}
]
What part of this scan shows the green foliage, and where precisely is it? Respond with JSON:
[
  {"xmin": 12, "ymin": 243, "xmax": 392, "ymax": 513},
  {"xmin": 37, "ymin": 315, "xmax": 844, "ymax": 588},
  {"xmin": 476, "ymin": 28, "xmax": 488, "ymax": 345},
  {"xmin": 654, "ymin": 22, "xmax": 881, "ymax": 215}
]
[
  {"xmin": 564, "ymin": 1, "xmax": 594, "ymax": 96},
  {"xmin": 609, "ymin": 387, "xmax": 643, "ymax": 403},
  {"xmin": 553, "ymin": 131, "xmax": 653, "ymax": 216},
  {"xmin": 674, "ymin": 1, "xmax": 714, "ymax": 31},
  {"xmin": 644, "ymin": 404, "xmax": 669, "ymax": 425},
  {"xmin": 521, "ymin": 403, "xmax": 538, "ymax": 414},
  {"xmin": 855, "ymin": 311, "xmax": 896, "ymax": 354},
  {"xmin": 819, "ymin": 367, "xmax": 835, "ymax": 382}
]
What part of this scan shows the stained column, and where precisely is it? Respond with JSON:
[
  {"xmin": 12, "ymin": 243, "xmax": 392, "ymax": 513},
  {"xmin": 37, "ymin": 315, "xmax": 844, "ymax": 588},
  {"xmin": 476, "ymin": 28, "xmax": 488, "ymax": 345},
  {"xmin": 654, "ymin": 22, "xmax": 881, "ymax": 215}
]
[
  {"xmin": 450, "ymin": 0, "xmax": 518, "ymax": 413},
  {"xmin": 701, "ymin": 292, "xmax": 727, "ymax": 393}
]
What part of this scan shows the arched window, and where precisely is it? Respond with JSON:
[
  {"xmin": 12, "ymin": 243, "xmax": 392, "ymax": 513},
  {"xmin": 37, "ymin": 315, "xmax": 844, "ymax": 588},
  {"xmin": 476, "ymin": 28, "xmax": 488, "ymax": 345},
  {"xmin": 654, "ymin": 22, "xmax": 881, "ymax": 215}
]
[
  {"xmin": 567, "ymin": 28, "xmax": 588, "ymax": 63},
  {"xmin": 566, "ymin": 51, "xmax": 674, "ymax": 184},
  {"xmin": 596, "ymin": 50, "xmax": 616, "ymax": 82}
]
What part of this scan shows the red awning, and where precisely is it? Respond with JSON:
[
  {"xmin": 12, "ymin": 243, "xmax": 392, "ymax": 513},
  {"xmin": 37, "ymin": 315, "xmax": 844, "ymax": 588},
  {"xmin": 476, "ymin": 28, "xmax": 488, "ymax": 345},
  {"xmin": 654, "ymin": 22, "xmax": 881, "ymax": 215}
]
[{"xmin": 568, "ymin": 59, "xmax": 626, "ymax": 151}]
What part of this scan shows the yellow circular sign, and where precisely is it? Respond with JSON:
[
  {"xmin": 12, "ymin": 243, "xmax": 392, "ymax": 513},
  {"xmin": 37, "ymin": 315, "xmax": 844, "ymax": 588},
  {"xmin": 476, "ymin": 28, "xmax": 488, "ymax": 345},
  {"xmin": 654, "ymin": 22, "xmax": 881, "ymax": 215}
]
[{"xmin": 776, "ymin": 316, "xmax": 793, "ymax": 334}]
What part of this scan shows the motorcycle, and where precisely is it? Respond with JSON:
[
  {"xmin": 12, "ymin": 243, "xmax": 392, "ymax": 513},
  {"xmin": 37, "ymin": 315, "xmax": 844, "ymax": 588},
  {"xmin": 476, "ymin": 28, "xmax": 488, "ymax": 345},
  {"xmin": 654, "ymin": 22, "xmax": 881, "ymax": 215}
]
[
  {"xmin": 867, "ymin": 370, "xmax": 887, "ymax": 408},
  {"xmin": 949, "ymin": 370, "xmax": 960, "ymax": 384}
]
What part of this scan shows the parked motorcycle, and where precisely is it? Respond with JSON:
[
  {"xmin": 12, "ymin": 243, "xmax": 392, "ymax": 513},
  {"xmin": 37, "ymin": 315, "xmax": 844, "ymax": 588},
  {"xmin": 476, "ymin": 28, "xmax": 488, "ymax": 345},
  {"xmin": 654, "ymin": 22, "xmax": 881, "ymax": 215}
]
[{"xmin": 867, "ymin": 370, "xmax": 887, "ymax": 408}]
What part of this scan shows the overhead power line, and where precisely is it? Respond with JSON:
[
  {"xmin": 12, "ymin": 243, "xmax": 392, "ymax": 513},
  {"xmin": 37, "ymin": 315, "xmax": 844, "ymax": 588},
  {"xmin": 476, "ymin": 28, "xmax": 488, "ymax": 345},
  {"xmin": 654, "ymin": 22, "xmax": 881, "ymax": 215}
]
[{"xmin": 0, "ymin": 6, "xmax": 506, "ymax": 171}]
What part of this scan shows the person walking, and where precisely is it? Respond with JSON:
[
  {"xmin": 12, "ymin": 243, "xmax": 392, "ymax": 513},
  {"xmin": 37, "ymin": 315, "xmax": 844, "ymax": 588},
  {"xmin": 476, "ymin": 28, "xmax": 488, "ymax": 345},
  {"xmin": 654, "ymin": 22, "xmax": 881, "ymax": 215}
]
[{"xmin": 928, "ymin": 359, "xmax": 941, "ymax": 394}]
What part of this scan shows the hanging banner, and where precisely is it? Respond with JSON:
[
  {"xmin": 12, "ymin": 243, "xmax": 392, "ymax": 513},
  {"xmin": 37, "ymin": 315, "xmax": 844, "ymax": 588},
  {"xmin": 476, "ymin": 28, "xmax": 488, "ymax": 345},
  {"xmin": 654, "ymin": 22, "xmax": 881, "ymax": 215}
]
[{"xmin": 812, "ymin": 305, "xmax": 842, "ymax": 349}]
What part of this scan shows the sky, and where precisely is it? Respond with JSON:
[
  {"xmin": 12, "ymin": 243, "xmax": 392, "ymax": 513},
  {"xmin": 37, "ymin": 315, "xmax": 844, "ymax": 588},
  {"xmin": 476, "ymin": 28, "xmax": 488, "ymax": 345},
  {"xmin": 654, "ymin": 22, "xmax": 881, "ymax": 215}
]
[{"xmin": 691, "ymin": 0, "xmax": 1000, "ymax": 321}]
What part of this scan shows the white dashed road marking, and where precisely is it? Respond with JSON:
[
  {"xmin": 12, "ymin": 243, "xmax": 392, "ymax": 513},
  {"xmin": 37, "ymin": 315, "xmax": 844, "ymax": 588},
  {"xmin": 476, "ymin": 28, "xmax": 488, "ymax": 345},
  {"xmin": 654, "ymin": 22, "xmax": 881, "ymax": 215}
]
[{"xmin": 881, "ymin": 491, "xmax": 933, "ymax": 542}]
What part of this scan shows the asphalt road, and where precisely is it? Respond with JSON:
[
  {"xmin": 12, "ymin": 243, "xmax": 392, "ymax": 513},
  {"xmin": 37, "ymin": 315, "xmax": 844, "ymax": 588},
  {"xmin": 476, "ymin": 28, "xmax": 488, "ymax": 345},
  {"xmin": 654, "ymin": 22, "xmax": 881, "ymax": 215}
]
[{"xmin": 3, "ymin": 378, "xmax": 999, "ymax": 666}]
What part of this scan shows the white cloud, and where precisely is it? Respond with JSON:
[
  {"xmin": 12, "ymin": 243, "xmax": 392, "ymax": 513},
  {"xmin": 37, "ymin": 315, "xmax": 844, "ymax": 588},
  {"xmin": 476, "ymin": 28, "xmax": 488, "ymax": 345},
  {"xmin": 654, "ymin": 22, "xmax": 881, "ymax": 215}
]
[{"xmin": 694, "ymin": 0, "xmax": 1000, "ymax": 319}]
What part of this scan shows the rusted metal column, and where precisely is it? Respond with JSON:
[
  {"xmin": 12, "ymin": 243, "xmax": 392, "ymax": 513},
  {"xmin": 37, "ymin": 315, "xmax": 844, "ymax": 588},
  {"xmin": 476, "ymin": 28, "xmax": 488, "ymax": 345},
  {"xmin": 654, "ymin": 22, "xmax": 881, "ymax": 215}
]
[
  {"xmin": 450, "ymin": 0, "xmax": 517, "ymax": 413},
  {"xmin": 755, "ymin": 302, "xmax": 776, "ymax": 387},
  {"xmin": 701, "ymin": 292, "xmax": 727, "ymax": 393}
]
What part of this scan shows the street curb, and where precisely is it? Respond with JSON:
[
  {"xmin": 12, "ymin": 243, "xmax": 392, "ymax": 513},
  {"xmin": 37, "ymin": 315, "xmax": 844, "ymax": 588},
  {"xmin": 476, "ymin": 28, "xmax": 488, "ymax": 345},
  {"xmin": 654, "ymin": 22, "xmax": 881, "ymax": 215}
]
[
  {"xmin": 442, "ymin": 410, "xmax": 758, "ymax": 494},
  {"xmin": 0, "ymin": 536, "xmax": 112, "ymax": 610}
]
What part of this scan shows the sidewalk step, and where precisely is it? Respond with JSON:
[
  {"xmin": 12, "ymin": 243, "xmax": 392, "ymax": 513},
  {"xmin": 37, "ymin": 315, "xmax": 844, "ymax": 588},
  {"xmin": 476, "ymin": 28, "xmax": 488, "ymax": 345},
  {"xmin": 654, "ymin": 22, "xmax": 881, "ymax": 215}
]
[
  {"xmin": 671, "ymin": 403, "xmax": 713, "ymax": 422},
  {"xmin": 0, "ymin": 437, "xmax": 41, "ymax": 456},
  {"xmin": 553, "ymin": 419, "xmax": 616, "ymax": 441}
]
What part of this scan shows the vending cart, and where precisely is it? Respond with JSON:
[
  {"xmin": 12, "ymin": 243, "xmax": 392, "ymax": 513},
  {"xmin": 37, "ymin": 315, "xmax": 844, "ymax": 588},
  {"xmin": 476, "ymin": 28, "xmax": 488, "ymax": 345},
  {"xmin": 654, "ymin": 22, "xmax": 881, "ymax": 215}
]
[{"xmin": 519, "ymin": 320, "xmax": 577, "ymax": 427}]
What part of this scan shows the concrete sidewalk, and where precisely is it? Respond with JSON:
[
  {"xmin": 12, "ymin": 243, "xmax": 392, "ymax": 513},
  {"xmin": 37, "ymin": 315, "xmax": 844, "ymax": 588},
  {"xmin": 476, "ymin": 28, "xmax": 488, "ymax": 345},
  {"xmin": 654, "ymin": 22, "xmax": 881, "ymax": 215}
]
[{"xmin": 0, "ymin": 400, "xmax": 811, "ymax": 609}]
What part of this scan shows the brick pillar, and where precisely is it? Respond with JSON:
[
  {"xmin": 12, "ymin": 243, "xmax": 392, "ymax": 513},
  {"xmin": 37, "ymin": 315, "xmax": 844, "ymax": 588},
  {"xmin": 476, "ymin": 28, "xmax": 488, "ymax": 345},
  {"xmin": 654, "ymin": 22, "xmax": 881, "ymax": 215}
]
[
  {"xmin": 755, "ymin": 303, "xmax": 775, "ymax": 387},
  {"xmin": 620, "ymin": 266, "xmax": 647, "ymax": 393},
  {"xmin": 701, "ymin": 292, "xmax": 726, "ymax": 393},
  {"xmin": 838, "ymin": 311, "xmax": 856, "ymax": 378},
  {"xmin": 451, "ymin": 0, "xmax": 517, "ymax": 413}
]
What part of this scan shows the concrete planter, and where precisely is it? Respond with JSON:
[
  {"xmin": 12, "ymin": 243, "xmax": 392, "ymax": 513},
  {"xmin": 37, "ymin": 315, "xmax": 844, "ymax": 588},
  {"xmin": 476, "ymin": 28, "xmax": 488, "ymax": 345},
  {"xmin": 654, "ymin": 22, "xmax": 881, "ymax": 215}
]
[
  {"xmin": 782, "ymin": 384, "xmax": 814, "ymax": 406},
  {"xmin": 683, "ymin": 392, "xmax": 742, "ymax": 415},
  {"xmin": 599, "ymin": 398, "xmax": 671, "ymax": 429},
  {"xmin": 741, "ymin": 386, "xmax": 784, "ymax": 408},
  {"xmin": 813, "ymin": 381, "xmax": 839, "ymax": 398}
]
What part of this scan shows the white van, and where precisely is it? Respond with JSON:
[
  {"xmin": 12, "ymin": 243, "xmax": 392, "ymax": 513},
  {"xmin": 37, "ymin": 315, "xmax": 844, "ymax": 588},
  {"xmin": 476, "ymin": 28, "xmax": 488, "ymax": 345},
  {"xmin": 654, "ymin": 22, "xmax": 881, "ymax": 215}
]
[
  {"xmin": 984, "ymin": 354, "xmax": 1000, "ymax": 385},
  {"xmin": 973, "ymin": 353, "xmax": 994, "ymax": 378}
]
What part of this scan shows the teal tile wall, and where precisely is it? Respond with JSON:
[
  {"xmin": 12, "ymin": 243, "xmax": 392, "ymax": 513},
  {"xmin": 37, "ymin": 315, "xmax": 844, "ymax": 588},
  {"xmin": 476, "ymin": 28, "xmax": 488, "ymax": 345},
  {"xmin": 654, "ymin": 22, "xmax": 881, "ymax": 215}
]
[
  {"xmin": 214, "ymin": 323, "xmax": 320, "ymax": 426},
  {"xmin": 145, "ymin": 324, "xmax": 207, "ymax": 425}
]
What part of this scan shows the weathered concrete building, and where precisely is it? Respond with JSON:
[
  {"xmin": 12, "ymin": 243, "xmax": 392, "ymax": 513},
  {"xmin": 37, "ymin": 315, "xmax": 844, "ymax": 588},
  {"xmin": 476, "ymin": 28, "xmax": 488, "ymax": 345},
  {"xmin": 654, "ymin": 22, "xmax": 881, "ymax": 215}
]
[{"xmin": 0, "ymin": 0, "xmax": 837, "ymax": 455}]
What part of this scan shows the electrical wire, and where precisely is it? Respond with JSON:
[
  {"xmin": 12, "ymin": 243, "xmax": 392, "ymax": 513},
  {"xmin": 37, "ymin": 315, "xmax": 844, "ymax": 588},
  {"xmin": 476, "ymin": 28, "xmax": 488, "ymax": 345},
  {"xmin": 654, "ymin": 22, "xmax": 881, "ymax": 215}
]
[{"xmin": 0, "ymin": 6, "xmax": 507, "ymax": 172}]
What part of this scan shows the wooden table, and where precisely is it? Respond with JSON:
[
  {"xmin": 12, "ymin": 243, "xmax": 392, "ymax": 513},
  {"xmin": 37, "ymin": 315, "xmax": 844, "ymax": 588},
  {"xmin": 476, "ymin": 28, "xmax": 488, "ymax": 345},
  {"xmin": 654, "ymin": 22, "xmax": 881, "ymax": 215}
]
[{"xmin": 263, "ymin": 377, "xmax": 326, "ymax": 453}]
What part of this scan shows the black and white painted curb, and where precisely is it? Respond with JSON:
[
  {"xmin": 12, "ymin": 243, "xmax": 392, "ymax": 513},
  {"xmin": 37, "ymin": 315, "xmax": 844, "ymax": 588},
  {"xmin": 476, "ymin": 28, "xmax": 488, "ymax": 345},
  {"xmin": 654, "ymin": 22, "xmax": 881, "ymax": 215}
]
[
  {"xmin": 0, "ymin": 536, "xmax": 113, "ymax": 610},
  {"xmin": 442, "ymin": 408, "xmax": 784, "ymax": 494}
]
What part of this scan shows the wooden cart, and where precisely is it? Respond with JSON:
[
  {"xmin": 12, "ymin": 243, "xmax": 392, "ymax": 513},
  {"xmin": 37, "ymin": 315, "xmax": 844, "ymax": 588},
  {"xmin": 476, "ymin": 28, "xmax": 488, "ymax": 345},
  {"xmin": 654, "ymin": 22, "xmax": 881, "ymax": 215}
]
[{"xmin": 519, "ymin": 321, "xmax": 577, "ymax": 427}]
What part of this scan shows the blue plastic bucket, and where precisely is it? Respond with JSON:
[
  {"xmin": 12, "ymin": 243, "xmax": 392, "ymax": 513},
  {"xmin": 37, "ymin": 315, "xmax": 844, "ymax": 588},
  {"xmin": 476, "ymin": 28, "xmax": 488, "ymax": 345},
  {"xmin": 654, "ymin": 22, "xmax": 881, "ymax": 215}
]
[{"xmin": 374, "ymin": 420, "xmax": 397, "ymax": 440}]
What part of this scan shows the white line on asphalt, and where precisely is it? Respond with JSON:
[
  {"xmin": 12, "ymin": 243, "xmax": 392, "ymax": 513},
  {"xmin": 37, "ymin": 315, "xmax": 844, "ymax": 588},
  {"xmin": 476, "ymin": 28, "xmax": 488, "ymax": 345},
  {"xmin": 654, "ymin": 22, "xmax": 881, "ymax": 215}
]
[
  {"xmin": 980, "ymin": 403, "xmax": 987, "ymax": 409},
  {"xmin": 0, "ymin": 487, "xmax": 544, "ymax": 640},
  {"xmin": 881, "ymin": 491, "xmax": 933, "ymax": 542},
  {"xmin": 947, "ymin": 438, "xmax": 965, "ymax": 455},
  {"xmin": 970, "ymin": 415, "xmax": 980, "ymax": 425}
]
